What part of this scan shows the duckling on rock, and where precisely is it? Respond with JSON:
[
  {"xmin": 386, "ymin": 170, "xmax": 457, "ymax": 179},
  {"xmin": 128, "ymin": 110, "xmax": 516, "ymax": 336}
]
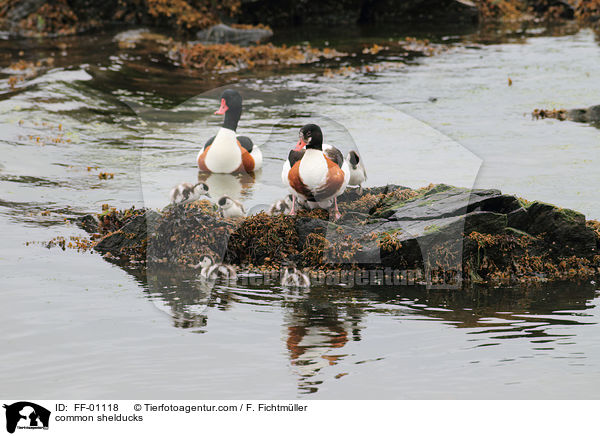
[
  {"xmin": 193, "ymin": 255, "xmax": 238, "ymax": 281},
  {"xmin": 268, "ymin": 195, "xmax": 309, "ymax": 216},
  {"xmin": 170, "ymin": 182, "xmax": 209, "ymax": 204},
  {"xmin": 281, "ymin": 266, "xmax": 310, "ymax": 288},
  {"xmin": 217, "ymin": 195, "xmax": 246, "ymax": 218},
  {"xmin": 268, "ymin": 194, "xmax": 294, "ymax": 215}
]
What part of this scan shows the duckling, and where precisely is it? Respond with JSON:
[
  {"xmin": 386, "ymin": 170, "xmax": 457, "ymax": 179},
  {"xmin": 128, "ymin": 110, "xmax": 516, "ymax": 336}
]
[
  {"xmin": 268, "ymin": 194, "xmax": 294, "ymax": 215},
  {"xmin": 281, "ymin": 266, "xmax": 310, "ymax": 288},
  {"xmin": 217, "ymin": 195, "xmax": 246, "ymax": 218},
  {"xmin": 170, "ymin": 182, "xmax": 209, "ymax": 204},
  {"xmin": 194, "ymin": 256, "xmax": 238, "ymax": 281},
  {"xmin": 345, "ymin": 151, "xmax": 367, "ymax": 194}
]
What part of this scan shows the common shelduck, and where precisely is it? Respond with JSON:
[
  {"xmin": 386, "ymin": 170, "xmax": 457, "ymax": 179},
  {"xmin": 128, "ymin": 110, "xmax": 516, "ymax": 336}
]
[
  {"xmin": 197, "ymin": 89, "xmax": 262, "ymax": 174},
  {"xmin": 282, "ymin": 124, "xmax": 349, "ymax": 220},
  {"xmin": 345, "ymin": 150, "xmax": 367, "ymax": 193},
  {"xmin": 169, "ymin": 182, "xmax": 209, "ymax": 204},
  {"xmin": 194, "ymin": 256, "xmax": 237, "ymax": 281},
  {"xmin": 281, "ymin": 266, "xmax": 310, "ymax": 288},
  {"xmin": 217, "ymin": 195, "xmax": 246, "ymax": 218}
]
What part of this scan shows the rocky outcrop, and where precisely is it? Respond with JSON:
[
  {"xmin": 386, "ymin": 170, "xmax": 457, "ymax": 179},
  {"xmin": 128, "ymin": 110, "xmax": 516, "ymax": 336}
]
[
  {"xmin": 567, "ymin": 105, "xmax": 600, "ymax": 124},
  {"xmin": 239, "ymin": 0, "xmax": 479, "ymax": 26},
  {"xmin": 78, "ymin": 184, "xmax": 600, "ymax": 287},
  {"xmin": 195, "ymin": 24, "xmax": 273, "ymax": 45},
  {"xmin": 533, "ymin": 105, "xmax": 600, "ymax": 126}
]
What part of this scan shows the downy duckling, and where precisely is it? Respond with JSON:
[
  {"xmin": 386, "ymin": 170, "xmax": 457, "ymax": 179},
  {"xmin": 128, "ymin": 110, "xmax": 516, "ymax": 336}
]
[
  {"xmin": 268, "ymin": 194, "xmax": 294, "ymax": 215},
  {"xmin": 194, "ymin": 256, "xmax": 238, "ymax": 281},
  {"xmin": 281, "ymin": 266, "xmax": 310, "ymax": 288},
  {"xmin": 345, "ymin": 151, "xmax": 367, "ymax": 194},
  {"xmin": 170, "ymin": 182, "xmax": 209, "ymax": 204},
  {"xmin": 217, "ymin": 195, "xmax": 246, "ymax": 218}
]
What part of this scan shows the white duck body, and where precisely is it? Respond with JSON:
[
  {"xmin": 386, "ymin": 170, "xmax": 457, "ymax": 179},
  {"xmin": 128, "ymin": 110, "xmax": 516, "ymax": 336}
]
[
  {"xmin": 217, "ymin": 196, "xmax": 246, "ymax": 218},
  {"xmin": 346, "ymin": 150, "xmax": 367, "ymax": 187},
  {"xmin": 199, "ymin": 128, "xmax": 242, "ymax": 174},
  {"xmin": 282, "ymin": 143, "xmax": 349, "ymax": 209},
  {"xmin": 249, "ymin": 145, "xmax": 263, "ymax": 170},
  {"xmin": 197, "ymin": 89, "xmax": 262, "ymax": 174},
  {"xmin": 169, "ymin": 182, "xmax": 209, "ymax": 204},
  {"xmin": 297, "ymin": 149, "xmax": 350, "ymax": 209}
]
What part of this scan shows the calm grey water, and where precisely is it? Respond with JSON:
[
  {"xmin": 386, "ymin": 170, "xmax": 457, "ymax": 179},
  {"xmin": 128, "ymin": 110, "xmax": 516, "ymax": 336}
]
[{"xmin": 1, "ymin": 24, "xmax": 600, "ymax": 398}]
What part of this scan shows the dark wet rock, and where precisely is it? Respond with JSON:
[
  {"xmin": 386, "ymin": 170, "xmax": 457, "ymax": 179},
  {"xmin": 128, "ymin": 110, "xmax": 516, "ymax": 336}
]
[
  {"xmin": 537, "ymin": 105, "xmax": 600, "ymax": 126},
  {"xmin": 195, "ymin": 24, "xmax": 273, "ymax": 45},
  {"xmin": 567, "ymin": 105, "xmax": 600, "ymax": 123},
  {"xmin": 94, "ymin": 210, "xmax": 160, "ymax": 260},
  {"xmin": 77, "ymin": 214, "xmax": 99, "ymax": 233},
  {"xmin": 523, "ymin": 201, "xmax": 597, "ymax": 257},
  {"xmin": 529, "ymin": 0, "xmax": 575, "ymax": 19},
  {"xmin": 295, "ymin": 217, "xmax": 328, "ymax": 249},
  {"xmin": 240, "ymin": 0, "xmax": 479, "ymax": 27},
  {"xmin": 81, "ymin": 184, "xmax": 600, "ymax": 287},
  {"xmin": 379, "ymin": 186, "xmax": 519, "ymax": 221},
  {"xmin": 4, "ymin": 0, "xmax": 46, "ymax": 22},
  {"xmin": 507, "ymin": 206, "xmax": 529, "ymax": 230}
]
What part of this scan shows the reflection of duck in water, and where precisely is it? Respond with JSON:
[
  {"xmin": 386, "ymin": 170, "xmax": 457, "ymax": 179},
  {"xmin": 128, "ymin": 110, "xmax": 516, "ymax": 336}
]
[
  {"xmin": 144, "ymin": 269, "xmax": 209, "ymax": 330},
  {"xmin": 197, "ymin": 89, "xmax": 262, "ymax": 174},
  {"xmin": 196, "ymin": 171, "xmax": 255, "ymax": 203},
  {"xmin": 283, "ymin": 296, "xmax": 365, "ymax": 393}
]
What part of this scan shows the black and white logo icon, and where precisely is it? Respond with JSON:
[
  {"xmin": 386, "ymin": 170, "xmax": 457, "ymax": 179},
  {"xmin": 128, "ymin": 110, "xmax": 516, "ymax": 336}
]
[{"xmin": 3, "ymin": 402, "xmax": 50, "ymax": 434}]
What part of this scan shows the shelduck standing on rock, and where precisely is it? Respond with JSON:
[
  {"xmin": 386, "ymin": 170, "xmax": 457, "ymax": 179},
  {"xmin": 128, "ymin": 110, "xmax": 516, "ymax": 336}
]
[
  {"xmin": 283, "ymin": 124, "xmax": 349, "ymax": 220},
  {"xmin": 345, "ymin": 150, "xmax": 367, "ymax": 193},
  {"xmin": 197, "ymin": 89, "xmax": 262, "ymax": 174}
]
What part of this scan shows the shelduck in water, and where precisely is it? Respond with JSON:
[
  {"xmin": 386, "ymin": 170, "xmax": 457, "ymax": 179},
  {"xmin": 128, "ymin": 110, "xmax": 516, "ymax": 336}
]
[
  {"xmin": 194, "ymin": 256, "xmax": 238, "ymax": 281},
  {"xmin": 197, "ymin": 89, "xmax": 262, "ymax": 174},
  {"xmin": 281, "ymin": 266, "xmax": 310, "ymax": 288},
  {"xmin": 282, "ymin": 124, "xmax": 349, "ymax": 220},
  {"xmin": 345, "ymin": 150, "xmax": 367, "ymax": 194}
]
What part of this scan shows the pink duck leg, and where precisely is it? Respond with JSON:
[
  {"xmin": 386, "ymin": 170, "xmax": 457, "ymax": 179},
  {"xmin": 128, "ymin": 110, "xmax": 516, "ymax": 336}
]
[{"xmin": 331, "ymin": 197, "xmax": 342, "ymax": 221}]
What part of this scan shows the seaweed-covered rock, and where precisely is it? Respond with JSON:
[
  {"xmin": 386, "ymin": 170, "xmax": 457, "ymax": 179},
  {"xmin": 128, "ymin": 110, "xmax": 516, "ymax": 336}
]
[
  {"xmin": 79, "ymin": 184, "xmax": 600, "ymax": 287},
  {"xmin": 94, "ymin": 210, "xmax": 160, "ymax": 263},
  {"xmin": 524, "ymin": 201, "xmax": 597, "ymax": 257},
  {"xmin": 533, "ymin": 105, "xmax": 600, "ymax": 126}
]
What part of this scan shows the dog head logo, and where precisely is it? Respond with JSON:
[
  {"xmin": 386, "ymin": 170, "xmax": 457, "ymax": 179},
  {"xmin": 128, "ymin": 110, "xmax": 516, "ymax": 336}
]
[{"xmin": 3, "ymin": 402, "xmax": 50, "ymax": 433}]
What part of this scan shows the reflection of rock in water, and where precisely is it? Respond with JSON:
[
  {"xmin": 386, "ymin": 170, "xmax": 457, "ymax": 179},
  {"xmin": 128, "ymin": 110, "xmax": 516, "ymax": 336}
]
[
  {"xmin": 282, "ymin": 288, "xmax": 365, "ymax": 394},
  {"xmin": 366, "ymin": 281, "xmax": 599, "ymax": 339},
  {"xmin": 196, "ymin": 171, "xmax": 255, "ymax": 201},
  {"xmin": 146, "ymin": 267, "xmax": 213, "ymax": 331}
]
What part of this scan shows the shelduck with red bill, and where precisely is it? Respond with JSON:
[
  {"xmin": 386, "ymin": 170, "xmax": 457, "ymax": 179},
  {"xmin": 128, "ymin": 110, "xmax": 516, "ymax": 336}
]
[
  {"xmin": 197, "ymin": 89, "xmax": 262, "ymax": 174},
  {"xmin": 283, "ymin": 124, "xmax": 349, "ymax": 220}
]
